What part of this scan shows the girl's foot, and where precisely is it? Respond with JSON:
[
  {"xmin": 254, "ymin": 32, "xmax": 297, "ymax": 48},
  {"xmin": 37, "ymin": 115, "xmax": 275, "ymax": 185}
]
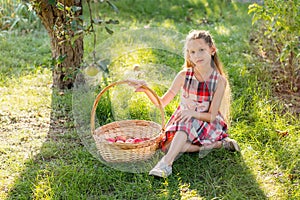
[
  {"xmin": 222, "ymin": 138, "xmax": 240, "ymax": 152},
  {"xmin": 149, "ymin": 159, "xmax": 172, "ymax": 178}
]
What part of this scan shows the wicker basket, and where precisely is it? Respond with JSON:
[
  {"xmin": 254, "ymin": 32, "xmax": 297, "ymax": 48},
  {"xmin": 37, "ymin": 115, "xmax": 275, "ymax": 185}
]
[{"xmin": 90, "ymin": 80, "xmax": 165, "ymax": 163}]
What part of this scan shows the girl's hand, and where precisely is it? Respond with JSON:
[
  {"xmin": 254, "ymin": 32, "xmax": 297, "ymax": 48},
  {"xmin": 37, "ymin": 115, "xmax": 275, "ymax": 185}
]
[
  {"xmin": 128, "ymin": 79, "xmax": 147, "ymax": 92},
  {"xmin": 174, "ymin": 109, "xmax": 197, "ymax": 123}
]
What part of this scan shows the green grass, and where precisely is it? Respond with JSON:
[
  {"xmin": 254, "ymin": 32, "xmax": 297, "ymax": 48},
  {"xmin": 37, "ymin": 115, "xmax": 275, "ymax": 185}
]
[{"xmin": 0, "ymin": 0, "xmax": 299, "ymax": 199}]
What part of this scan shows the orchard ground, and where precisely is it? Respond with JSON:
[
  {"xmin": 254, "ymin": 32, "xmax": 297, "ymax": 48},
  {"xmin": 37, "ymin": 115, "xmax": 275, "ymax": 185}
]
[{"xmin": 0, "ymin": 0, "xmax": 299, "ymax": 199}]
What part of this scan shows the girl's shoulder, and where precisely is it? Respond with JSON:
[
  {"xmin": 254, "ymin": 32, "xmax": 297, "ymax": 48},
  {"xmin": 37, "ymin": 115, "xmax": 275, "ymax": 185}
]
[
  {"xmin": 172, "ymin": 69, "xmax": 188, "ymax": 86},
  {"xmin": 177, "ymin": 69, "xmax": 189, "ymax": 77},
  {"xmin": 178, "ymin": 68, "xmax": 193, "ymax": 76},
  {"xmin": 215, "ymin": 72, "xmax": 227, "ymax": 86}
]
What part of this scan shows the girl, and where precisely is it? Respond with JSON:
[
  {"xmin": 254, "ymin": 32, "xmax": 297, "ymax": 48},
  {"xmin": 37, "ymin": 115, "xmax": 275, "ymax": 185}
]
[{"xmin": 134, "ymin": 30, "xmax": 240, "ymax": 177}]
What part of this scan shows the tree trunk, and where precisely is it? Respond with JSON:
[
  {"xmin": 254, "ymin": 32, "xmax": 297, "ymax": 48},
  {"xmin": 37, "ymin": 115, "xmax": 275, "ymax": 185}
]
[{"xmin": 33, "ymin": 0, "xmax": 83, "ymax": 89}]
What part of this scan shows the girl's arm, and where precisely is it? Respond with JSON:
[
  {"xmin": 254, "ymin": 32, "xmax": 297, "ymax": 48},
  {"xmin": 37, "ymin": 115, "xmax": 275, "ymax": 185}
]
[
  {"xmin": 196, "ymin": 76, "xmax": 227, "ymax": 122},
  {"xmin": 135, "ymin": 70, "xmax": 185, "ymax": 108},
  {"xmin": 174, "ymin": 75, "xmax": 227, "ymax": 123}
]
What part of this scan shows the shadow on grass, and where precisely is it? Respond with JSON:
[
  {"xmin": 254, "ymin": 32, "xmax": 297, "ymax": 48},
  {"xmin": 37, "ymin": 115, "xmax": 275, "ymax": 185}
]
[
  {"xmin": 5, "ymin": 89, "xmax": 267, "ymax": 199},
  {"xmin": 171, "ymin": 151, "xmax": 268, "ymax": 199},
  {"xmin": 5, "ymin": 1, "xmax": 269, "ymax": 199}
]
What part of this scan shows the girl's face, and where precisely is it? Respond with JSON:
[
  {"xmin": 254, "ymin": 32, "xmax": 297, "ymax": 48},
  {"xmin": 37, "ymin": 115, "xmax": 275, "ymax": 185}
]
[{"xmin": 187, "ymin": 38, "xmax": 215, "ymax": 68}]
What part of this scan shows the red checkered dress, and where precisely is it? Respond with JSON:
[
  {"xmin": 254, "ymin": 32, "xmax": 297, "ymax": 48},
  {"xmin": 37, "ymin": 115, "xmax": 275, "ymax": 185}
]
[{"xmin": 161, "ymin": 68, "xmax": 228, "ymax": 151}]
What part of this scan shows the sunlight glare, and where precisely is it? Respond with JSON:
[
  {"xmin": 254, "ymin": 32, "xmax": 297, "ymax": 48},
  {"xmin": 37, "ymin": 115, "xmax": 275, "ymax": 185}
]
[{"xmin": 215, "ymin": 25, "xmax": 231, "ymax": 36}]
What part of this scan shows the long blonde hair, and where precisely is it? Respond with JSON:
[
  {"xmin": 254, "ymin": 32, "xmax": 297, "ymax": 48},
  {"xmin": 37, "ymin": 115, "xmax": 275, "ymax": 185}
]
[{"xmin": 183, "ymin": 30, "xmax": 231, "ymax": 125}]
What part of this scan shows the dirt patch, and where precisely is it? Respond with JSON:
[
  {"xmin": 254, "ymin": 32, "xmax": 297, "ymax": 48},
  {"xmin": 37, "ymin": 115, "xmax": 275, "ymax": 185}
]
[
  {"xmin": 271, "ymin": 66, "xmax": 300, "ymax": 116},
  {"xmin": 249, "ymin": 32, "xmax": 300, "ymax": 117}
]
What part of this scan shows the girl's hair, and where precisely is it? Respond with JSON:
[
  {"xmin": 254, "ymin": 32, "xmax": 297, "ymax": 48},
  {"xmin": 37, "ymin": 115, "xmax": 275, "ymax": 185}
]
[
  {"xmin": 183, "ymin": 30, "xmax": 231, "ymax": 124},
  {"xmin": 183, "ymin": 30, "xmax": 225, "ymax": 76}
]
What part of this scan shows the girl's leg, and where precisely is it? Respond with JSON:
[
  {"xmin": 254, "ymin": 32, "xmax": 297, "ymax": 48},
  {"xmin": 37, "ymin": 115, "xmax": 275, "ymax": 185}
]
[
  {"xmin": 161, "ymin": 133, "xmax": 223, "ymax": 166},
  {"xmin": 149, "ymin": 131, "xmax": 187, "ymax": 177},
  {"xmin": 163, "ymin": 140, "xmax": 221, "ymax": 154},
  {"xmin": 200, "ymin": 141, "xmax": 222, "ymax": 150},
  {"xmin": 162, "ymin": 131, "xmax": 188, "ymax": 166},
  {"xmin": 195, "ymin": 138, "xmax": 240, "ymax": 156},
  {"xmin": 198, "ymin": 138, "xmax": 240, "ymax": 152},
  {"xmin": 181, "ymin": 142, "xmax": 201, "ymax": 152},
  {"xmin": 149, "ymin": 134, "xmax": 231, "ymax": 177}
]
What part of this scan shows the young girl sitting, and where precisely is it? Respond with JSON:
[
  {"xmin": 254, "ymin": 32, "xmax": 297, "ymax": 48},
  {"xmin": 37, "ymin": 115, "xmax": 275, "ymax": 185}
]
[{"xmin": 134, "ymin": 30, "xmax": 240, "ymax": 178}]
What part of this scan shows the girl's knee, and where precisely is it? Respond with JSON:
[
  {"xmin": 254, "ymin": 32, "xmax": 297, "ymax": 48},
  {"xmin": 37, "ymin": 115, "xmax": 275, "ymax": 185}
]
[{"xmin": 176, "ymin": 131, "xmax": 188, "ymax": 139}]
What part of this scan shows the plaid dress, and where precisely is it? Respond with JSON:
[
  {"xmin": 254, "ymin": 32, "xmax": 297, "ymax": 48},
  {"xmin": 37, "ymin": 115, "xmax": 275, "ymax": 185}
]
[{"xmin": 161, "ymin": 68, "xmax": 228, "ymax": 151}]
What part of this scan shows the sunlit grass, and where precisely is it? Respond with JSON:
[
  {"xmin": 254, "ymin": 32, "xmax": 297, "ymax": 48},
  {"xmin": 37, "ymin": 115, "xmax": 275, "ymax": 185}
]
[
  {"xmin": 0, "ymin": 0, "xmax": 299, "ymax": 199},
  {"xmin": 0, "ymin": 68, "xmax": 52, "ymax": 199}
]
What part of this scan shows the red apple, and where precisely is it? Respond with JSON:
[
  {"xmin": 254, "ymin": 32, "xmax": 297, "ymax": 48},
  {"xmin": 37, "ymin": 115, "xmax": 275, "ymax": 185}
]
[
  {"xmin": 125, "ymin": 138, "xmax": 135, "ymax": 143},
  {"xmin": 133, "ymin": 138, "xmax": 143, "ymax": 143},
  {"xmin": 106, "ymin": 138, "xmax": 116, "ymax": 143},
  {"xmin": 116, "ymin": 140, "xmax": 125, "ymax": 143},
  {"xmin": 115, "ymin": 135, "xmax": 127, "ymax": 142}
]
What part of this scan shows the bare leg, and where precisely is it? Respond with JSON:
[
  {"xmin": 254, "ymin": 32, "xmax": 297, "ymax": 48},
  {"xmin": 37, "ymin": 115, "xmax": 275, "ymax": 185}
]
[
  {"xmin": 198, "ymin": 138, "xmax": 240, "ymax": 152},
  {"xmin": 163, "ymin": 139, "xmax": 222, "ymax": 154},
  {"xmin": 200, "ymin": 141, "xmax": 222, "ymax": 150},
  {"xmin": 149, "ymin": 135, "xmax": 231, "ymax": 177},
  {"xmin": 161, "ymin": 133, "xmax": 225, "ymax": 166},
  {"xmin": 162, "ymin": 131, "xmax": 188, "ymax": 166},
  {"xmin": 181, "ymin": 142, "xmax": 201, "ymax": 152}
]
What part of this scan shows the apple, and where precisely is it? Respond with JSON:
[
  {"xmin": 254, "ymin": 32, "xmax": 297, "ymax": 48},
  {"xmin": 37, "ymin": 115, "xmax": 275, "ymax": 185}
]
[
  {"xmin": 106, "ymin": 138, "xmax": 116, "ymax": 143},
  {"xmin": 84, "ymin": 65, "xmax": 100, "ymax": 76},
  {"xmin": 133, "ymin": 138, "xmax": 143, "ymax": 143},
  {"xmin": 115, "ymin": 136, "xmax": 127, "ymax": 142},
  {"xmin": 105, "ymin": 136, "xmax": 149, "ymax": 144},
  {"xmin": 125, "ymin": 138, "xmax": 135, "ymax": 143}
]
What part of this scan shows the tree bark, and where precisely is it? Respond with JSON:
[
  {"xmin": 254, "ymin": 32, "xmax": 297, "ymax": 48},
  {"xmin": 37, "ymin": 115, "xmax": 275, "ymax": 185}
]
[{"xmin": 33, "ymin": 0, "xmax": 83, "ymax": 89}]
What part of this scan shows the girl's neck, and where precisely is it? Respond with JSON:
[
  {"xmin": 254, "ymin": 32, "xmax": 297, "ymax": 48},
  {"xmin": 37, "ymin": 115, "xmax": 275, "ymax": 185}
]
[
  {"xmin": 193, "ymin": 66, "xmax": 214, "ymax": 82},
  {"xmin": 194, "ymin": 66, "xmax": 214, "ymax": 76}
]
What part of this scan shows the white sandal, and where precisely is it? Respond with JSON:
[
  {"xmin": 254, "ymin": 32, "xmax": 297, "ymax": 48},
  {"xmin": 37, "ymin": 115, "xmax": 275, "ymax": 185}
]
[
  {"xmin": 149, "ymin": 160, "xmax": 172, "ymax": 178},
  {"xmin": 222, "ymin": 138, "xmax": 240, "ymax": 152}
]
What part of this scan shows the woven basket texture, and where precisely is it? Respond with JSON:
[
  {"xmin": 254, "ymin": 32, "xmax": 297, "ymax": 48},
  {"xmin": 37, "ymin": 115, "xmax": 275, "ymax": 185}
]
[{"xmin": 91, "ymin": 80, "xmax": 164, "ymax": 163}]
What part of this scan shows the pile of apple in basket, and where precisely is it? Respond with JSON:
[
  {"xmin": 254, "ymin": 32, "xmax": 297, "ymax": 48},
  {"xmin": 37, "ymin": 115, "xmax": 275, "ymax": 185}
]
[{"xmin": 106, "ymin": 135, "xmax": 150, "ymax": 144}]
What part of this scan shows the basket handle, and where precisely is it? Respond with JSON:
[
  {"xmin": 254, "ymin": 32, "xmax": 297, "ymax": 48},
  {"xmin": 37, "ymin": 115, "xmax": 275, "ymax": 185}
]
[{"xmin": 90, "ymin": 79, "xmax": 165, "ymax": 134}]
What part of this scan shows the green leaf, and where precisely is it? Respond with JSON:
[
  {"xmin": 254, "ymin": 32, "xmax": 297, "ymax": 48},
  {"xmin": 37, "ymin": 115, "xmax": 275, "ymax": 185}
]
[
  {"xmin": 106, "ymin": 19, "xmax": 119, "ymax": 24},
  {"xmin": 48, "ymin": 0, "xmax": 56, "ymax": 6},
  {"xmin": 251, "ymin": 13, "xmax": 261, "ymax": 25},
  {"xmin": 248, "ymin": 3, "xmax": 260, "ymax": 14},
  {"xmin": 71, "ymin": 20, "xmax": 77, "ymax": 31},
  {"xmin": 106, "ymin": 1, "xmax": 119, "ymax": 13},
  {"xmin": 93, "ymin": 18, "xmax": 104, "ymax": 25},
  {"xmin": 56, "ymin": 55, "xmax": 67, "ymax": 65},
  {"xmin": 71, "ymin": 6, "xmax": 82, "ymax": 12},
  {"xmin": 56, "ymin": 2, "xmax": 64, "ymax": 11},
  {"xmin": 105, "ymin": 26, "xmax": 114, "ymax": 34},
  {"xmin": 78, "ymin": 15, "xmax": 85, "ymax": 20}
]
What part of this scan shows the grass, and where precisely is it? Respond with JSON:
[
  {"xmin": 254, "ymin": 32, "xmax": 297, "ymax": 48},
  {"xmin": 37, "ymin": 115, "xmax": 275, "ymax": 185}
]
[{"xmin": 0, "ymin": 0, "xmax": 299, "ymax": 199}]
